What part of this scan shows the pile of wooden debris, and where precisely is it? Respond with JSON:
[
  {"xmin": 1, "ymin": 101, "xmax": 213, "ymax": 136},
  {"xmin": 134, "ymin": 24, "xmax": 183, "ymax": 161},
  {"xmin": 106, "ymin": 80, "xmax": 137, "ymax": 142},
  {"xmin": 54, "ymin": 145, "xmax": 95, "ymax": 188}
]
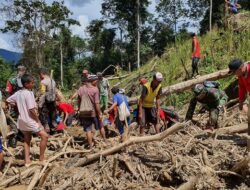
[{"xmin": 0, "ymin": 102, "xmax": 249, "ymax": 190}]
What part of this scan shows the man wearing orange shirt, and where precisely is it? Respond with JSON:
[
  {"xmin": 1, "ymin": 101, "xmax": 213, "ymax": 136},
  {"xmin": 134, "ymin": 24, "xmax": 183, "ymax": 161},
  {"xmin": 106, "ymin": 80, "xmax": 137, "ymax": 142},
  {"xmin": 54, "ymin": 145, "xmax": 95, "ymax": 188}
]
[
  {"xmin": 228, "ymin": 59, "xmax": 250, "ymax": 151},
  {"xmin": 191, "ymin": 33, "xmax": 201, "ymax": 78}
]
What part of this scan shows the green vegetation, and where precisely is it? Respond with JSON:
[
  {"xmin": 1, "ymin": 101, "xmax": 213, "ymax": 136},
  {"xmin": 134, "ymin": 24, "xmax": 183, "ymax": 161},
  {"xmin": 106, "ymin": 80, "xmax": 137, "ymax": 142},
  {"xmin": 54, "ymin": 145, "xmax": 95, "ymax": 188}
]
[
  {"xmin": 113, "ymin": 13, "xmax": 250, "ymax": 108},
  {"xmin": 0, "ymin": 59, "xmax": 14, "ymax": 90}
]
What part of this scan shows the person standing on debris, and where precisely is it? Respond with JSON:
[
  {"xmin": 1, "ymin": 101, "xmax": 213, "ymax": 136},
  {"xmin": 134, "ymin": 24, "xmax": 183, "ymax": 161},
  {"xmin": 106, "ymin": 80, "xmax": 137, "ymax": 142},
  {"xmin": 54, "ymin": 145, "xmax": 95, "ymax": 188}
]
[
  {"xmin": 78, "ymin": 75, "xmax": 106, "ymax": 149},
  {"xmin": 6, "ymin": 74, "xmax": 48, "ymax": 166},
  {"xmin": 185, "ymin": 81, "xmax": 228, "ymax": 130},
  {"xmin": 106, "ymin": 87, "xmax": 130, "ymax": 142},
  {"xmin": 225, "ymin": 0, "xmax": 241, "ymax": 14},
  {"xmin": 5, "ymin": 65, "xmax": 27, "ymax": 148},
  {"xmin": 82, "ymin": 69, "xmax": 89, "ymax": 82},
  {"xmin": 38, "ymin": 68, "xmax": 57, "ymax": 133},
  {"xmin": 191, "ymin": 33, "xmax": 201, "ymax": 78},
  {"xmin": 70, "ymin": 69, "xmax": 89, "ymax": 103},
  {"xmin": 97, "ymin": 72, "xmax": 110, "ymax": 112},
  {"xmin": 228, "ymin": 59, "xmax": 250, "ymax": 150},
  {"xmin": 138, "ymin": 72, "xmax": 163, "ymax": 135},
  {"xmin": 203, "ymin": 51, "xmax": 212, "ymax": 66},
  {"xmin": 6, "ymin": 65, "xmax": 27, "ymax": 96}
]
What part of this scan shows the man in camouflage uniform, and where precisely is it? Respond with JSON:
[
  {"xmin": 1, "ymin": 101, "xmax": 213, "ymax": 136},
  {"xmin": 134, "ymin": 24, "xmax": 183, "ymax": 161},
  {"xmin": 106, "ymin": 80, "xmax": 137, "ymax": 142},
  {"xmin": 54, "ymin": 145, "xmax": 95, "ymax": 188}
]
[
  {"xmin": 5, "ymin": 65, "xmax": 27, "ymax": 147},
  {"xmin": 185, "ymin": 81, "xmax": 228, "ymax": 129}
]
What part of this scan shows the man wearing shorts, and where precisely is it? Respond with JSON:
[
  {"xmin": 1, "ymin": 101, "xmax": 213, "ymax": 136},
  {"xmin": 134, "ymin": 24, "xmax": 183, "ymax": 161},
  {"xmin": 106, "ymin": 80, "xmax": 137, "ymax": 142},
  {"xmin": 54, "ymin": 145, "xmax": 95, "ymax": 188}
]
[
  {"xmin": 138, "ymin": 72, "xmax": 163, "ymax": 135},
  {"xmin": 78, "ymin": 75, "xmax": 106, "ymax": 149},
  {"xmin": 7, "ymin": 74, "xmax": 48, "ymax": 166}
]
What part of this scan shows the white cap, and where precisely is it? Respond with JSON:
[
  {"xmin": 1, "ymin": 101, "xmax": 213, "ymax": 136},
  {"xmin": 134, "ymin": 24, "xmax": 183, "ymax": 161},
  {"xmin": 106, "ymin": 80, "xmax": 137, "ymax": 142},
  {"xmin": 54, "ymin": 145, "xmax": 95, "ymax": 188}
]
[
  {"xmin": 119, "ymin": 88, "xmax": 125, "ymax": 94},
  {"xmin": 155, "ymin": 72, "xmax": 163, "ymax": 82}
]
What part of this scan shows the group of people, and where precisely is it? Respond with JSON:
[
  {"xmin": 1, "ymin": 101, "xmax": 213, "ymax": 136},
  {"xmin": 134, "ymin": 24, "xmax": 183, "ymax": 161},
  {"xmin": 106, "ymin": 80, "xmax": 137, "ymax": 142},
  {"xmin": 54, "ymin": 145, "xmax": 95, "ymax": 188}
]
[{"xmin": 0, "ymin": 55, "xmax": 250, "ymax": 168}]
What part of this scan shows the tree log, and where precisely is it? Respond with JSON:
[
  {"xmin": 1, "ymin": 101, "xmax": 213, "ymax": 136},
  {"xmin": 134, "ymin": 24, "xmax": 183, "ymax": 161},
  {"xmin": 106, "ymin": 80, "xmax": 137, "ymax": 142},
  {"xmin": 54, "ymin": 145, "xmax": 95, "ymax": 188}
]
[
  {"xmin": 73, "ymin": 122, "xmax": 185, "ymax": 167},
  {"xmin": 26, "ymin": 168, "xmax": 41, "ymax": 190},
  {"xmin": 107, "ymin": 74, "xmax": 130, "ymax": 80},
  {"xmin": 177, "ymin": 176, "xmax": 199, "ymax": 190},
  {"xmin": 129, "ymin": 69, "xmax": 230, "ymax": 104},
  {"xmin": 231, "ymin": 155, "xmax": 250, "ymax": 173},
  {"xmin": 215, "ymin": 124, "xmax": 248, "ymax": 134},
  {"xmin": 0, "ymin": 166, "xmax": 39, "ymax": 187}
]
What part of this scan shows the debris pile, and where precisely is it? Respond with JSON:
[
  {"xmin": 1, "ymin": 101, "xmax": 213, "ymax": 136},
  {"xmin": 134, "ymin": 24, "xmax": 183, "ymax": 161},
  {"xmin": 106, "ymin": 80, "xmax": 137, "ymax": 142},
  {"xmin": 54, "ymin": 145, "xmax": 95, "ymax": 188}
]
[{"xmin": 0, "ymin": 106, "xmax": 249, "ymax": 190}]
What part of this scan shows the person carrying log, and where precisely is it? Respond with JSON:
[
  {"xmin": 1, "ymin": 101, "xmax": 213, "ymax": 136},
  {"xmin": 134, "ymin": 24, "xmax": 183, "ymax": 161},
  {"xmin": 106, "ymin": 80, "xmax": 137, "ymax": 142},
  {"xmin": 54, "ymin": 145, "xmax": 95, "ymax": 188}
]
[
  {"xmin": 78, "ymin": 75, "xmax": 106, "ymax": 149},
  {"xmin": 228, "ymin": 59, "xmax": 250, "ymax": 151},
  {"xmin": 6, "ymin": 74, "xmax": 48, "ymax": 166},
  {"xmin": 138, "ymin": 72, "xmax": 163, "ymax": 135},
  {"xmin": 185, "ymin": 81, "xmax": 228, "ymax": 130}
]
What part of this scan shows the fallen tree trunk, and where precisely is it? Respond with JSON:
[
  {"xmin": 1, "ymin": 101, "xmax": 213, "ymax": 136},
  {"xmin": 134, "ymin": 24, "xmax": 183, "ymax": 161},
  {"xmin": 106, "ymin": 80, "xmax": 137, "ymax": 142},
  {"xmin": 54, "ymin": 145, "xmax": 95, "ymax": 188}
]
[
  {"xmin": 72, "ymin": 122, "xmax": 185, "ymax": 167},
  {"xmin": 231, "ymin": 155, "xmax": 250, "ymax": 173},
  {"xmin": 129, "ymin": 69, "xmax": 230, "ymax": 104},
  {"xmin": 0, "ymin": 166, "xmax": 39, "ymax": 187},
  {"xmin": 27, "ymin": 167, "xmax": 41, "ymax": 190},
  {"xmin": 107, "ymin": 74, "xmax": 130, "ymax": 80},
  {"xmin": 215, "ymin": 124, "xmax": 248, "ymax": 134},
  {"xmin": 177, "ymin": 176, "xmax": 199, "ymax": 190}
]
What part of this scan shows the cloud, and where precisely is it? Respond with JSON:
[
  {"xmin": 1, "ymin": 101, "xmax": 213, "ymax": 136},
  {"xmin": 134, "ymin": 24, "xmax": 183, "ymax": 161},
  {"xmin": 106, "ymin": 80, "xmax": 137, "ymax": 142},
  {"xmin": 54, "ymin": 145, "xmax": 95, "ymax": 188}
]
[
  {"xmin": 67, "ymin": 0, "xmax": 92, "ymax": 7},
  {"xmin": 70, "ymin": 15, "xmax": 90, "ymax": 37},
  {"xmin": 0, "ymin": 37, "xmax": 10, "ymax": 50}
]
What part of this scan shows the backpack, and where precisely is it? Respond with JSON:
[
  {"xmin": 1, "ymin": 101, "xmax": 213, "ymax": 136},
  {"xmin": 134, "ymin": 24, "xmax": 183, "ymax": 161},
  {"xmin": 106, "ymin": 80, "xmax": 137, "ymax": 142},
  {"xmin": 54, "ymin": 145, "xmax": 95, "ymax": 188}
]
[
  {"xmin": 118, "ymin": 95, "xmax": 130, "ymax": 121},
  {"xmin": 45, "ymin": 79, "xmax": 56, "ymax": 103},
  {"xmin": 203, "ymin": 81, "xmax": 220, "ymax": 89},
  {"xmin": 79, "ymin": 93, "xmax": 94, "ymax": 118}
]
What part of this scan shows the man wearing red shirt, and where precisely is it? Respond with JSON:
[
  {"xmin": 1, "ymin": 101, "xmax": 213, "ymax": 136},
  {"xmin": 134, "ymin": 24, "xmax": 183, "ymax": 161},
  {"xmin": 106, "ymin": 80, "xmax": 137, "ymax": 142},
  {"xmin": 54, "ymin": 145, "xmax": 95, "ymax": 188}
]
[
  {"xmin": 228, "ymin": 59, "xmax": 250, "ymax": 151},
  {"xmin": 191, "ymin": 33, "xmax": 201, "ymax": 78},
  {"xmin": 56, "ymin": 101, "xmax": 75, "ymax": 127}
]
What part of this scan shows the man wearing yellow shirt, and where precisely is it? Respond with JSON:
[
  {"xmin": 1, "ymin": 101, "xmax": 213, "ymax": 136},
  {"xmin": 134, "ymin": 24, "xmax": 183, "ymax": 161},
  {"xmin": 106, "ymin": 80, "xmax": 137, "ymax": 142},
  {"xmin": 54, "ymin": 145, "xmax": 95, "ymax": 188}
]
[{"xmin": 138, "ymin": 72, "xmax": 163, "ymax": 135}]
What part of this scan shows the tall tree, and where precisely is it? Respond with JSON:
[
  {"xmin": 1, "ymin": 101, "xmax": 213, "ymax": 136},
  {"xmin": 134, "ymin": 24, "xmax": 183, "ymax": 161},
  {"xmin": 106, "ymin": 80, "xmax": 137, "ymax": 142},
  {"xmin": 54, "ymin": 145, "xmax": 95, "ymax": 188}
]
[
  {"xmin": 151, "ymin": 21, "xmax": 175, "ymax": 56},
  {"xmin": 101, "ymin": 0, "xmax": 152, "ymax": 69},
  {"xmin": 0, "ymin": 0, "xmax": 79, "ymax": 68},
  {"xmin": 86, "ymin": 19, "xmax": 120, "ymax": 73},
  {"xmin": 156, "ymin": 0, "xmax": 188, "ymax": 43}
]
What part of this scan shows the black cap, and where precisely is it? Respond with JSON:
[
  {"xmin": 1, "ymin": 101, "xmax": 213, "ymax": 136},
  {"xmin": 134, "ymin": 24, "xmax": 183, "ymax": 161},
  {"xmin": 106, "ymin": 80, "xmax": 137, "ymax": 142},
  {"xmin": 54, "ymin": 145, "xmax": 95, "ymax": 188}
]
[
  {"xmin": 111, "ymin": 86, "xmax": 119, "ymax": 94},
  {"xmin": 228, "ymin": 59, "xmax": 243, "ymax": 73}
]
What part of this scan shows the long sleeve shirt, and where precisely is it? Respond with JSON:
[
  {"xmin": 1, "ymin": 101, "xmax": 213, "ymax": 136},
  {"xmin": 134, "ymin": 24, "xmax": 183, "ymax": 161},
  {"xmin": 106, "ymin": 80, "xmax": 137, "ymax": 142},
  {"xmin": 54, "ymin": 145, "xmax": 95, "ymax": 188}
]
[{"xmin": 185, "ymin": 88, "xmax": 228, "ymax": 120}]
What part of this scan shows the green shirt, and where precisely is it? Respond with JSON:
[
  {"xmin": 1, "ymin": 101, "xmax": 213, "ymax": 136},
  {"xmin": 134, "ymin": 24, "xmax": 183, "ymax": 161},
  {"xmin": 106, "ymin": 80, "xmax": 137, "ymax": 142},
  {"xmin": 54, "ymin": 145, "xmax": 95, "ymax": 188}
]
[{"xmin": 98, "ymin": 78, "xmax": 109, "ymax": 96}]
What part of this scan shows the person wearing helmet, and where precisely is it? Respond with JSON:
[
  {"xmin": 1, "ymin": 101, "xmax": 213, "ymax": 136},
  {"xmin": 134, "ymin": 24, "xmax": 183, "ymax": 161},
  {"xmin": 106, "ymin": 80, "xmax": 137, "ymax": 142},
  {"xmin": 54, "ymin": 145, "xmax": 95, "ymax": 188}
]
[
  {"xmin": 185, "ymin": 82, "xmax": 228, "ymax": 129},
  {"xmin": 138, "ymin": 72, "xmax": 163, "ymax": 135}
]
